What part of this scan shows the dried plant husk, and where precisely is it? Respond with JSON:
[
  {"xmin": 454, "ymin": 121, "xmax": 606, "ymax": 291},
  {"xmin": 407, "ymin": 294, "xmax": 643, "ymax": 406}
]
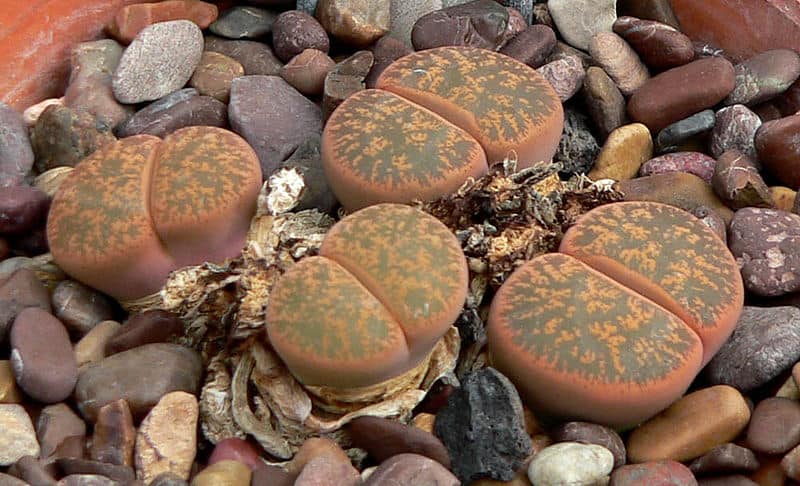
[
  {"xmin": 33, "ymin": 166, "xmax": 74, "ymax": 197},
  {"xmin": 0, "ymin": 253, "xmax": 67, "ymax": 291}
]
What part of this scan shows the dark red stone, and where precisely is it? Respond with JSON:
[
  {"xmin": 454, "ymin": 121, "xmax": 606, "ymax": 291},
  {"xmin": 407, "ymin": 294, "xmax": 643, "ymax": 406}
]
[
  {"xmin": 755, "ymin": 114, "xmax": 800, "ymax": 188},
  {"xmin": 613, "ymin": 16, "xmax": 695, "ymax": 70}
]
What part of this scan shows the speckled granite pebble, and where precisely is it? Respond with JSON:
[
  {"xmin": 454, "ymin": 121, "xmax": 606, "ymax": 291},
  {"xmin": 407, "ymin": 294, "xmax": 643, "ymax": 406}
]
[{"xmin": 639, "ymin": 151, "xmax": 716, "ymax": 183}]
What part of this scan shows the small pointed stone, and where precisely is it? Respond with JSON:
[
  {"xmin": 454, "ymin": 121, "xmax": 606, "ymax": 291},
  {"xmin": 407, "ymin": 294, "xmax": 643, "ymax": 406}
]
[
  {"xmin": 90, "ymin": 399, "xmax": 136, "ymax": 467},
  {"xmin": 134, "ymin": 391, "xmax": 198, "ymax": 483},
  {"xmin": 711, "ymin": 150, "xmax": 772, "ymax": 209}
]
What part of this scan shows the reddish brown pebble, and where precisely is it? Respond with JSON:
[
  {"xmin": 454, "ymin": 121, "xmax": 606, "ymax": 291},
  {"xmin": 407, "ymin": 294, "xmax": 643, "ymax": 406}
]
[
  {"xmin": 582, "ymin": 66, "xmax": 628, "ymax": 140},
  {"xmin": 712, "ymin": 150, "xmax": 773, "ymax": 209},
  {"xmin": 104, "ymin": 310, "xmax": 184, "ymax": 356},
  {"xmin": 613, "ymin": 16, "xmax": 695, "ymax": 70},
  {"xmin": 0, "ymin": 267, "xmax": 51, "ymax": 342},
  {"xmin": 688, "ymin": 443, "xmax": 759, "ymax": 476},
  {"xmin": 271, "ymin": 10, "xmax": 330, "ymax": 63},
  {"xmin": 755, "ymin": 113, "xmax": 800, "ymax": 188},
  {"xmin": 617, "ymin": 0, "xmax": 680, "ymax": 29},
  {"xmin": 109, "ymin": 0, "xmax": 219, "ymax": 44},
  {"xmin": 208, "ymin": 438, "xmax": 263, "ymax": 471},
  {"xmin": 37, "ymin": 403, "xmax": 86, "ymax": 459},
  {"xmin": 188, "ymin": 51, "xmax": 244, "ymax": 103},
  {"xmin": 536, "ymin": 56, "xmax": 585, "ymax": 103},
  {"xmin": 365, "ymin": 35, "xmax": 411, "ymax": 88},
  {"xmin": 90, "ymin": 399, "xmax": 135, "ymax": 467},
  {"xmin": 611, "ymin": 460, "xmax": 697, "ymax": 485},
  {"xmin": 500, "ymin": 24, "xmax": 557, "ymax": 69},
  {"xmin": 639, "ymin": 151, "xmax": 717, "ymax": 184},
  {"xmin": 628, "ymin": 57, "xmax": 736, "ymax": 133},
  {"xmin": 346, "ymin": 415, "xmax": 451, "ymax": 468},
  {"xmin": 280, "ymin": 49, "xmax": 335, "ymax": 96},
  {"xmin": 724, "ymin": 49, "xmax": 800, "ymax": 106},
  {"xmin": 588, "ymin": 32, "xmax": 649, "ymax": 96},
  {"xmin": 0, "ymin": 185, "xmax": 50, "ymax": 235},
  {"xmin": 747, "ymin": 397, "xmax": 800, "ymax": 454}
]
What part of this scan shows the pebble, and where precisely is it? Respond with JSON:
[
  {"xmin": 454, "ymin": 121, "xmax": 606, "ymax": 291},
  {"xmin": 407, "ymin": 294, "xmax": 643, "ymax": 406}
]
[
  {"xmin": 617, "ymin": 0, "xmax": 680, "ymax": 28},
  {"xmin": 90, "ymin": 399, "xmax": 136, "ymax": 467},
  {"xmin": 0, "ymin": 404, "xmax": 39, "ymax": 465},
  {"xmin": 57, "ymin": 474, "xmax": 118, "ymax": 485},
  {"xmin": 285, "ymin": 437, "xmax": 350, "ymax": 476},
  {"xmin": 48, "ymin": 434, "xmax": 85, "ymax": 462},
  {"xmin": 640, "ymin": 151, "xmax": 717, "ymax": 183},
  {"xmin": 771, "ymin": 186, "xmax": 797, "ymax": 211},
  {"xmin": 21, "ymin": 98, "xmax": 64, "ymax": 128},
  {"xmin": 628, "ymin": 57, "xmax": 737, "ymax": 133},
  {"xmin": 134, "ymin": 391, "xmax": 198, "ymax": 484},
  {"xmin": 656, "ymin": 110, "xmax": 716, "ymax": 153},
  {"xmin": 293, "ymin": 455, "xmax": 361, "ymax": 486},
  {"xmin": 317, "ymin": 0, "xmax": 389, "ymax": 47},
  {"xmin": 365, "ymin": 35, "xmax": 410, "ymax": 88},
  {"xmin": 548, "ymin": 41, "xmax": 594, "ymax": 70},
  {"xmin": 74, "ymin": 320, "xmax": 121, "ymax": 369},
  {"xmin": 109, "ymin": 1, "xmax": 219, "ymax": 44},
  {"xmin": 728, "ymin": 208, "xmax": 800, "ymax": 296},
  {"xmin": 536, "ymin": 56, "xmax": 585, "ymax": 102},
  {"xmin": 14, "ymin": 455, "xmax": 59, "ymax": 485},
  {"xmin": 0, "ymin": 103, "xmax": 35, "ymax": 187},
  {"xmin": 280, "ymin": 134, "xmax": 337, "ymax": 213},
  {"xmin": 57, "ymin": 458, "xmax": 135, "ymax": 483},
  {"xmin": 0, "ymin": 187, "xmax": 49, "ymax": 239},
  {"xmin": 51, "ymin": 280, "xmax": 115, "ymax": 337},
  {"xmin": 209, "ymin": 6, "xmax": 276, "ymax": 39},
  {"xmin": 711, "ymin": 150, "xmax": 772, "ymax": 209},
  {"xmin": 30, "ymin": 104, "xmax": 116, "ymax": 173},
  {"xmin": 10, "ymin": 307, "xmax": 78, "ymax": 403},
  {"xmin": 725, "ymin": 49, "xmax": 800, "ymax": 106},
  {"xmin": 271, "ymin": 10, "xmax": 329, "ymax": 63},
  {"xmin": 500, "ymin": 24, "xmax": 556, "ymax": 69},
  {"xmin": 74, "ymin": 343, "xmax": 202, "ymax": 422},
  {"xmin": 115, "ymin": 90, "xmax": 227, "ymax": 138},
  {"xmin": 0, "ymin": 361, "xmax": 22, "ymax": 403},
  {"xmin": 528, "ymin": 442, "xmax": 613, "ymax": 486},
  {"xmin": 626, "ymin": 385, "xmax": 751, "ymax": 463},
  {"xmin": 364, "ymin": 453, "xmax": 459, "ymax": 486},
  {"xmin": 613, "ymin": 16, "xmax": 695, "ymax": 70},
  {"xmin": 281, "ymin": 49, "xmax": 335, "ymax": 96},
  {"xmin": 553, "ymin": 108, "xmax": 600, "ymax": 176},
  {"xmin": 105, "ymin": 310, "xmax": 183, "ymax": 356},
  {"xmin": 755, "ymin": 113, "xmax": 800, "ymax": 188},
  {"xmin": 411, "ymin": 0, "xmax": 510, "ymax": 51},
  {"xmin": 547, "ymin": 0, "xmax": 616, "ymax": 51},
  {"xmin": 774, "ymin": 78, "xmax": 800, "ymax": 117},
  {"xmin": 207, "ymin": 438, "xmax": 263, "ymax": 470},
  {"xmin": 251, "ymin": 466, "xmax": 294, "ymax": 486},
  {"xmin": 550, "ymin": 421, "xmax": 626, "ymax": 468},
  {"xmin": 347, "ymin": 415, "xmax": 450, "ymax": 468},
  {"xmin": 688, "ymin": 443, "xmax": 759, "ymax": 476},
  {"xmin": 747, "ymin": 397, "xmax": 800, "ymax": 454},
  {"xmin": 434, "ymin": 368, "xmax": 531, "ymax": 483},
  {"xmin": 588, "ymin": 32, "xmax": 649, "ymax": 97},
  {"xmin": 112, "ymin": 20, "xmax": 204, "ymax": 104},
  {"xmin": 0, "ymin": 473, "xmax": 28, "ymax": 486},
  {"xmin": 37, "ymin": 403, "xmax": 86, "ymax": 459},
  {"xmin": 149, "ymin": 472, "xmax": 190, "ymax": 486},
  {"xmin": 323, "ymin": 50, "xmax": 373, "ymax": 119},
  {"xmin": 709, "ymin": 104, "xmax": 762, "ymax": 162},
  {"xmin": 191, "ymin": 460, "xmax": 251, "ymax": 486},
  {"xmin": 588, "ymin": 123, "xmax": 653, "ymax": 181},
  {"xmin": 581, "ymin": 66, "xmax": 627, "ymax": 140},
  {"xmin": 204, "ymin": 36, "xmax": 282, "ymax": 76},
  {"xmin": 610, "ymin": 460, "xmax": 697, "ymax": 486},
  {"xmin": 228, "ymin": 75, "xmax": 322, "ymax": 178},
  {"xmin": 389, "ymin": 0, "xmax": 443, "ymax": 47},
  {"xmin": 189, "ymin": 51, "xmax": 245, "ymax": 103}
]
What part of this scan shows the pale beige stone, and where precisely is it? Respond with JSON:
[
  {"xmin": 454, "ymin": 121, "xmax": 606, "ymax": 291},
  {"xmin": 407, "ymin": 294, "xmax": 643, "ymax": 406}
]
[
  {"xmin": 22, "ymin": 97, "xmax": 64, "ymax": 127},
  {"xmin": 74, "ymin": 320, "xmax": 121, "ymax": 369},
  {"xmin": 135, "ymin": 391, "xmax": 198, "ymax": 483},
  {"xmin": 777, "ymin": 374, "xmax": 800, "ymax": 400},
  {"xmin": 0, "ymin": 361, "xmax": 22, "ymax": 404},
  {"xmin": 770, "ymin": 186, "xmax": 797, "ymax": 211},
  {"xmin": 626, "ymin": 385, "xmax": 751, "ymax": 463},
  {"xmin": 411, "ymin": 412, "xmax": 436, "ymax": 434},
  {"xmin": 191, "ymin": 460, "xmax": 251, "ymax": 486},
  {"xmin": 316, "ymin": 0, "xmax": 390, "ymax": 48},
  {"xmin": 0, "ymin": 404, "xmax": 40, "ymax": 465},
  {"xmin": 588, "ymin": 123, "xmax": 653, "ymax": 181},
  {"xmin": 589, "ymin": 32, "xmax": 650, "ymax": 96}
]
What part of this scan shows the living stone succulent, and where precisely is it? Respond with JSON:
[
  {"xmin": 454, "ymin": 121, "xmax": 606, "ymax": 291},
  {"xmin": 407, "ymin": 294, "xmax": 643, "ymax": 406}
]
[
  {"xmin": 487, "ymin": 201, "xmax": 744, "ymax": 429},
  {"xmin": 47, "ymin": 126, "xmax": 262, "ymax": 301},
  {"xmin": 266, "ymin": 203, "xmax": 468, "ymax": 389},
  {"xmin": 322, "ymin": 46, "xmax": 564, "ymax": 211}
]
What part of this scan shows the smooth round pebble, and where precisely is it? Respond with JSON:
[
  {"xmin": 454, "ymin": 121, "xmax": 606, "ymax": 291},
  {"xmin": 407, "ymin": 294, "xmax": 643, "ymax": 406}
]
[
  {"xmin": 347, "ymin": 415, "xmax": 450, "ymax": 468},
  {"xmin": 581, "ymin": 66, "xmax": 627, "ymax": 140},
  {"xmin": 746, "ymin": 397, "xmax": 800, "ymax": 455},
  {"xmin": 271, "ymin": 10, "xmax": 329, "ymax": 63},
  {"xmin": 52, "ymin": 280, "xmax": 116, "ymax": 336},
  {"xmin": 610, "ymin": 460, "xmax": 697, "ymax": 486},
  {"xmin": 105, "ymin": 309, "xmax": 184, "ymax": 356},
  {"xmin": 551, "ymin": 421, "xmax": 626, "ymax": 468},
  {"xmin": 0, "ymin": 185, "xmax": 50, "ymax": 235},
  {"xmin": 280, "ymin": 49, "xmax": 335, "ymax": 96},
  {"xmin": 189, "ymin": 51, "xmax": 244, "ymax": 103},
  {"xmin": 588, "ymin": 123, "xmax": 653, "ymax": 181},
  {"xmin": 724, "ymin": 49, "xmax": 800, "ymax": 106},
  {"xmin": 536, "ymin": 56, "xmax": 585, "ymax": 102},
  {"xmin": 755, "ymin": 113, "xmax": 800, "ymax": 188},
  {"xmin": 528, "ymin": 442, "xmax": 614, "ymax": 486},
  {"xmin": 364, "ymin": 453, "xmax": 458, "ymax": 486},
  {"xmin": 588, "ymin": 31, "xmax": 649, "ymax": 96},
  {"xmin": 207, "ymin": 438, "xmax": 263, "ymax": 471},
  {"xmin": 500, "ymin": 24, "xmax": 557, "ymax": 69},
  {"xmin": 10, "ymin": 307, "xmax": 78, "ymax": 403},
  {"xmin": 655, "ymin": 110, "xmax": 715, "ymax": 153},
  {"xmin": 688, "ymin": 443, "xmax": 759, "ymax": 476},
  {"xmin": 639, "ymin": 151, "xmax": 717, "ymax": 183},
  {"xmin": 612, "ymin": 16, "xmax": 694, "ymax": 70}
]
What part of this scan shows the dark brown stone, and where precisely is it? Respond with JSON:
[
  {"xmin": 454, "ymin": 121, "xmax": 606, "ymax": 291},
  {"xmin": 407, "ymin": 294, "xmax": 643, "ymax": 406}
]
[
  {"xmin": 688, "ymin": 443, "xmax": 759, "ymax": 476},
  {"xmin": 203, "ymin": 36, "xmax": 282, "ymax": 76},
  {"xmin": 13, "ymin": 455, "xmax": 58, "ymax": 486},
  {"xmin": 0, "ymin": 186, "xmax": 50, "ymax": 236},
  {"xmin": 323, "ymin": 51, "xmax": 373, "ymax": 120},
  {"xmin": 499, "ymin": 24, "xmax": 556, "ymax": 69},
  {"xmin": 36, "ymin": 404, "xmax": 86, "ymax": 459},
  {"xmin": 365, "ymin": 35, "xmax": 411, "ymax": 89},
  {"xmin": 581, "ymin": 66, "xmax": 627, "ymax": 140},
  {"xmin": 0, "ymin": 268, "xmax": 51, "ymax": 343},
  {"xmin": 347, "ymin": 416, "xmax": 450, "ymax": 468},
  {"xmin": 89, "ymin": 399, "xmax": 135, "ymax": 467},
  {"xmin": 627, "ymin": 57, "xmax": 736, "ymax": 133},
  {"xmin": 746, "ymin": 397, "xmax": 800, "ymax": 454},
  {"xmin": 52, "ymin": 280, "xmax": 116, "ymax": 337},
  {"xmin": 271, "ymin": 10, "xmax": 329, "ymax": 63},
  {"xmin": 114, "ymin": 90, "xmax": 227, "ymax": 139},
  {"xmin": 30, "ymin": 105, "xmax": 116, "ymax": 173},
  {"xmin": 411, "ymin": 0, "xmax": 510, "ymax": 51},
  {"xmin": 551, "ymin": 421, "xmax": 626, "ymax": 468},
  {"xmin": 617, "ymin": 0, "xmax": 680, "ymax": 28},
  {"xmin": 613, "ymin": 16, "xmax": 695, "ymax": 70},
  {"xmin": 711, "ymin": 150, "xmax": 772, "ymax": 210},
  {"xmin": 725, "ymin": 49, "xmax": 800, "ymax": 106},
  {"xmin": 755, "ymin": 114, "xmax": 800, "ymax": 189},
  {"xmin": 104, "ymin": 310, "xmax": 183, "ymax": 356}
]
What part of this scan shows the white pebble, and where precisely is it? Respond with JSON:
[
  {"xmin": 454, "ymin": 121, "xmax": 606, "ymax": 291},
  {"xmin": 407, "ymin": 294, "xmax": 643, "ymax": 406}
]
[{"xmin": 528, "ymin": 442, "xmax": 614, "ymax": 486}]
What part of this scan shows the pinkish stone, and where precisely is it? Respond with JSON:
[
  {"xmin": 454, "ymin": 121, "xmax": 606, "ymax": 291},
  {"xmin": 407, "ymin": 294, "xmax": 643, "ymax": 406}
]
[{"xmin": 639, "ymin": 152, "xmax": 717, "ymax": 183}]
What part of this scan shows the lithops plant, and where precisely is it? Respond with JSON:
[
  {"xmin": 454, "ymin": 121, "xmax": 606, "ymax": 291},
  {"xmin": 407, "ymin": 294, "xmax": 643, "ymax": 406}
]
[
  {"xmin": 322, "ymin": 46, "xmax": 563, "ymax": 211},
  {"xmin": 266, "ymin": 203, "xmax": 468, "ymax": 389},
  {"xmin": 47, "ymin": 126, "xmax": 262, "ymax": 301},
  {"xmin": 488, "ymin": 201, "xmax": 744, "ymax": 429}
]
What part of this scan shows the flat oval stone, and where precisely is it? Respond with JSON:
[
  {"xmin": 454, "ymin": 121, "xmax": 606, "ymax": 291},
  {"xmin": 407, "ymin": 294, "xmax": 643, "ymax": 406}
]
[
  {"xmin": 724, "ymin": 49, "xmax": 800, "ymax": 106},
  {"xmin": 109, "ymin": 1, "xmax": 218, "ymax": 45},
  {"xmin": 628, "ymin": 57, "xmax": 736, "ymax": 133},
  {"xmin": 115, "ymin": 88, "xmax": 196, "ymax": 136},
  {"xmin": 271, "ymin": 10, "xmax": 329, "ymax": 63},
  {"xmin": 112, "ymin": 20, "xmax": 204, "ymax": 104},
  {"xmin": 411, "ymin": 0, "xmax": 510, "ymax": 51},
  {"xmin": 500, "ymin": 24, "xmax": 557, "ymax": 69},
  {"xmin": 0, "ymin": 185, "xmax": 49, "ymax": 236},
  {"xmin": 548, "ymin": 0, "xmax": 616, "ymax": 51},
  {"xmin": 639, "ymin": 151, "xmax": 717, "ymax": 183},
  {"xmin": 117, "ymin": 93, "xmax": 226, "ymax": 139},
  {"xmin": 656, "ymin": 110, "xmax": 715, "ymax": 153},
  {"xmin": 705, "ymin": 305, "xmax": 800, "ymax": 392},
  {"xmin": 74, "ymin": 343, "xmax": 202, "ymax": 422},
  {"xmin": 610, "ymin": 460, "xmax": 697, "ymax": 486},
  {"xmin": 728, "ymin": 208, "xmax": 800, "ymax": 296},
  {"xmin": 209, "ymin": 6, "xmax": 276, "ymax": 39},
  {"xmin": 747, "ymin": 397, "xmax": 800, "ymax": 454},
  {"xmin": 105, "ymin": 310, "xmax": 183, "ymax": 356},
  {"xmin": 551, "ymin": 422, "xmax": 626, "ymax": 468},
  {"xmin": 588, "ymin": 123, "xmax": 653, "ymax": 181},
  {"xmin": 204, "ymin": 37, "xmax": 281, "ymax": 77},
  {"xmin": 626, "ymin": 385, "xmax": 750, "ymax": 463},
  {"xmin": 52, "ymin": 280, "xmax": 115, "ymax": 337},
  {"xmin": 10, "ymin": 307, "xmax": 78, "ymax": 403},
  {"xmin": 588, "ymin": 32, "xmax": 650, "ymax": 97},
  {"xmin": 711, "ymin": 150, "xmax": 772, "ymax": 210},
  {"xmin": 613, "ymin": 16, "xmax": 695, "ymax": 69},
  {"xmin": 581, "ymin": 66, "xmax": 627, "ymax": 140},
  {"xmin": 0, "ymin": 102, "xmax": 34, "ymax": 187},
  {"xmin": 536, "ymin": 55, "xmax": 585, "ymax": 102},
  {"xmin": 364, "ymin": 454, "xmax": 459, "ymax": 486},
  {"xmin": 528, "ymin": 442, "xmax": 614, "ymax": 486},
  {"xmin": 347, "ymin": 416, "xmax": 450, "ymax": 467},
  {"xmin": 755, "ymin": 113, "xmax": 800, "ymax": 188},
  {"xmin": 689, "ymin": 443, "xmax": 759, "ymax": 476}
]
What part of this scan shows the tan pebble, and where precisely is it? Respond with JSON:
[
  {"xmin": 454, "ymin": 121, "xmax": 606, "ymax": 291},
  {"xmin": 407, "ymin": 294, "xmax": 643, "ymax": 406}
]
[
  {"xmin": 0, "ymin": 361, "xmax": 22, "ymax": 404},
  {"xmin": 782, "ymin": 442, "xmax": 800, "ymax": 480},
  {"xmin": 191, "ymin": 460, "xmax": 251, "ymax": 486},
  {"xmin": 285, "ymin": 437, "xmax": 350, "ymax": 476},
  {"xmin": 770, "ymin": 186, "xmax": 797, "ymax": 211},
  {"xmin": 281, "ymin": 49, "xmax": 336, "ymax": 96},
  {"xmin": 588, "ymin": 32, "xmax": 649, "ymax": 96},
  {"xmin": 134, "ymin": 391, "xmax": 198, "ymax": 483},
  {"xmin": 22, "ymin": 97, "xmax": 63, "ymax": 127},
  {"xmin": 411, "ymin": 412, "xmax": 436, "ymax": 434},
  {"xmin": 626, "ymin": 385, "xmax": 751, "ymax": 463},
  {"xmin": 74, "ymin": 320, "xmax": 122, "ymax": 370},
  {"xmin": 776, "ymin": 374, "xmax": 800, "ymax": 400},
  {"xmin": 189, "ymin": 51, "xmax": 244, "ymax": 103},
  {"xmin": 588, "ymin": 123, "xmax": 653, "ymax": 181},
  {"xmin": 0, "ymin": 404, "xmax": 40, "ymax": 465}
]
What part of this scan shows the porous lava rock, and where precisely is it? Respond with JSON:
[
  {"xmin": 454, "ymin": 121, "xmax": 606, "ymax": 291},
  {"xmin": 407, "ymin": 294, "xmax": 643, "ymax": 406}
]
[
  {"xmin": 487, "ymin": 201, "xmax": 744, "ymax": 428},
  {"xmin": 267, "ymin": 204, "xmax": 468, "ymax": 388},
  {"xmin": 322, "ymin": 46, "xmax": 563, "ymax": 211},
  {"xmin": 47, "ymin": 126, "xmax": 262, "ymax": 301}
]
